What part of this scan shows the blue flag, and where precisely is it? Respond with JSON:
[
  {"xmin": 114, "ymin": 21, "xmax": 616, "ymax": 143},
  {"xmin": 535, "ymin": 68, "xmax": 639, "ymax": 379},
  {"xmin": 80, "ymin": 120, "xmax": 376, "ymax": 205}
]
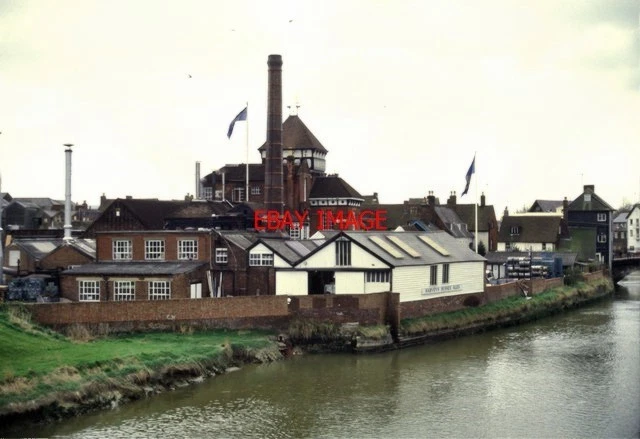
[
  {"xmin": 227, "ymin": 106, "xmax": 247, "ymax": 139},
  {"xmin": 461, "ymin": 155, "xmax": 475, "ymax": 196}
]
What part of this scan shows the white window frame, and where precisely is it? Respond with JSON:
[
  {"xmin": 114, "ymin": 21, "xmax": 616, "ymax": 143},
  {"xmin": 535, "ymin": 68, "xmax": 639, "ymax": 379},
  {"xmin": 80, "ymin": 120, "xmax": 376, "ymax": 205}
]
[
  {"xmin": 251, "ymin": 186, "xmax": 261, "ymax": 195},
  {"xmin": 113, "ymin": 239, "xmax": 132, "ymax": 260},
  {"xmin": 597, "ymin": 213, "xmax": 607, "ymax": 222},
  {"xmin": 232, "ymin": 187, "xmax": 245, "ymax": 202},
  {"xmin": 148, "ymin": 280, "xmax": 171, "ymax": 300},
  {"xmin": 335, "ymin": 239, "xmax": 351, "ymax": 266},
  {"xmin": 178, "ymin": 239, "xmax": 198, "ymax": 260},
  {"xmin": 366, "ymin": 270, "xmax": 390, "ymax": 283},
  {"xmin": 249, "ymin": 253, "xmax": 274, "ymax": 266},
  {"xmin": 215, "ymin": 248, "xmax": 228, "ymax": 264},
  {"xmin": 442, "ymin": 263, "xmax": 450, "ymax": 284},
  {"xmin": 597, "ymin": 234, "xmax": 607, "ymax": 243},
  {"xmin": 114, "ymin": 280, "xmax": 135, "ymax": 301},
  {"xmin": 289, "ymin": 222, "xmax": 301, "ymax": 240},
  {"xmin": 79, "ymin": 280, "xmax": 100, "ymax": 302},
  {"xmin": 510, "ymin": 226, "xmax": 519, "ymax": 235},
  {"xmin": 201, "ymin": 187, "xmax": 213, "ymax": 200},
  {"xmin": 145, "ymin": 239, "xmax": 165, "ymax": 260}
]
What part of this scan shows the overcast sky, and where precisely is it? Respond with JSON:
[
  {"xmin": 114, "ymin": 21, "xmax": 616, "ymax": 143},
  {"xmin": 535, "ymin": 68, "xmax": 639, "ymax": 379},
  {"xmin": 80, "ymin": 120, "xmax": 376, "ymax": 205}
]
[{"xmin": 1, "ymin": 0, "xmax": 638, "ymax": 214}]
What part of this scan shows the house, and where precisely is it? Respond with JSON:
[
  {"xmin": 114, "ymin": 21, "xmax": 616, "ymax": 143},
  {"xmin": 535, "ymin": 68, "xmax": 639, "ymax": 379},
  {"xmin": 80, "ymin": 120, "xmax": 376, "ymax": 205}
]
[
  {"xmin": 4, "ymin": 238, "xmax": 96, "ymax": 277},
  {"xmin": 626, "ymin": 204, "xmax": 640, "ymax": 254},
  {"xmin": 529, "ymin": 199, "xmax": 565, "ymax": 214},
  {"xmin": 613, "ymin": 210, "xmax": 628, "ymax": 257},
  {"xmin": 274, "ymin": 230, "xmax": 486, "ymax": 302},
  {"xmin": 497, "ymin": 214, "xmax": 569, "ymax": 252},
  {"xmin": 61, "ymin": 230, "xmax": 212, "ymax": 301},
  {"xmin": 83, "ymin": 197, "xmax": 232, "ymax": 237},
  {"xmin": 445, "ymin": 192, "xmax": 499, "ymax": 252},
  {"xmin": 566, "ymin": 185, "xmax": 615, "ymax": 268},
  {"xmin": 210, "ymin": 229, "xmax": 260, "ymax": 297}
]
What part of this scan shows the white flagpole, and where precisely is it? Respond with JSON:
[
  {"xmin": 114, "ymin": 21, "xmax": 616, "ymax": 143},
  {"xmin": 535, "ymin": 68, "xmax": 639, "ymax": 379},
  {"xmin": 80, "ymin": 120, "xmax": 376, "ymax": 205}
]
[
  {"xmin": 245, "ymin": 102, "xmax": 249, "ymax": 202},
  {"xmin": 475, "ymin": 152, "xmax": 478, "ymax": 253}
]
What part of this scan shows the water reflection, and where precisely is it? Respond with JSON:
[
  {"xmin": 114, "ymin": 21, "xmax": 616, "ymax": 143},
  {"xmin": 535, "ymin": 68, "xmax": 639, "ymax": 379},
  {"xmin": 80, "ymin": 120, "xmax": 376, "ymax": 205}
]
[{"xmin": 13, "ymin": 272, "xmax": 640, "ymax": 438}]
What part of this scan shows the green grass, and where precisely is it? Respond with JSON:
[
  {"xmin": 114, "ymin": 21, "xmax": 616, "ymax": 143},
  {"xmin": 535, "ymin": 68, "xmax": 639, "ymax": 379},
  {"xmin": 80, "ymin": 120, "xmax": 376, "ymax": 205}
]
[
  {"xmin": 0, "ymin": 305, "xmax": 278, "ymax": 409},
  {"xmin": 400, "ymin": 278, "xmax": 612, "ymax": 336}
]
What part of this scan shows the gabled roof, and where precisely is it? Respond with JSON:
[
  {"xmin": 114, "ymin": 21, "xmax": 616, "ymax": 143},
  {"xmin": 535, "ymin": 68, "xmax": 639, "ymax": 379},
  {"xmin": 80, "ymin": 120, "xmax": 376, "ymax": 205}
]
[
  {"xmin": 498, "ymin": 215, "xmax": 564, "ymax": 243},
  {"xmin": 309, "ymin": 175, "xmax": 363, "ymax": 199},
  {"xmin": 613, "ymin": 212, "xmax": 629, "ymax": 223},
  {"xmin": 13, "ymin": 198, "xmax": 64, "ymax": 209},
  {"xmin": 449, "ymin": 204, "xmax": 497, "ymax": 233},
  {"xmin": 433, "ymin": 206, "xmax": 474, "ymax": 239},
  {"xmin": 249, "ymin": 238, "xmax": 316, "ymax": 265},
  {"xmin": 529, "ymin": 200, "xmax": 564, "ymax": 213},
  {"xmin": 215, "ymin": 230, "xmax": 258, "ymax": 250},
  {"xmin": 205, "ymin": 164, "xmax": 266, "ymax": 184},
  {"xmin": 168, "ymin": 200, "xmax": 232, "ymax": 218},
  {"xmin": 568, "ymin": 187, "xmax": 614, "ymax": 212},
  {"xmin": 258, "ymin": 115, "xmax": 328, "ymax": 154},
  {"xmin": 112, "ymin": 198, "xmax": 186, "ymax": 229},
  {"xmin": 299, "ymin": 230, "xmax": 485, "ymax": 268},
  {"xmin": 62, "ymin": 261, "xmax": 206, "ymax": 276},
  {"xmin": 10, "ymin": 238, "xmax": 96, "ymax": 260}
]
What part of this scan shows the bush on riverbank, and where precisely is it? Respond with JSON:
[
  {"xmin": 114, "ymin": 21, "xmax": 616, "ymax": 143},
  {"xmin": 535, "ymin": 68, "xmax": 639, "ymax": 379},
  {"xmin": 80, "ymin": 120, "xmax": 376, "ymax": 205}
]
[
  {"xmin": 0, "ymin": 305, "xmax": 281, "ymax": 422},
  {"xmin": 400, "ymin": 277, "xmax": 613, "ymax": 337}
]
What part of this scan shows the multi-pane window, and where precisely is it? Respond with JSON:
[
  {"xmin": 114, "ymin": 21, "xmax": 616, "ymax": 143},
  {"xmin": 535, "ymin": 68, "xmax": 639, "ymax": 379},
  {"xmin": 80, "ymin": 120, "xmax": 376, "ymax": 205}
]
[
  {"xmin": 442, "ymin": 264, "xmax": 450, "ymax": 284},
  {"xmin": 215, "ymin": 248, "xmax": 228, "ymax": 264},
  {"xmin": 113, "ymin": 239, "xmax": 132, "ymax": 260},
  {"xmin": 289, "ymin": 223, "xmax": 301, "ymax": 239},
  {"xmin": 597, "ymin": 234, "xmax": 607, "ymax": 243},
  {"xmin": 148, "ymin": 281, "xmax": 171, "ymax": 300},
  {"xmin": 249, "ymin": 253, "xmax": 274, "ymax": 266},
  {"xmin": 597, "ymin": 213, "xmax": 607, "ymax": 222},
  {"xmin": 79, "ymin": 280, "xmax": 100, "ymax": 301},
  {"xmin": 251, "ymin": 186, "xmax": 261, "ymax": 195},
  {"xmin": 114, "ymin": 280, "xmax": 135, "ymax": 301},
  {"xmin": 430, "ymin": 265, "xmax": 438, "ymax": 286},
  {"xmin": 233, "ymin": 187, "xmax": 245, "ymax": 202},
  {"xmin": 178, "ymin": 239, "xmax": 198, "ymax": 260},
  {"xmin": 336, "ymin": 239, "xmax": 351, "ymax": 266},
  {"xmin": 510, "ymin": 226, "xmax": 519, "ymax": 235},
  {"xmin": 201, "ymin": 187, "xmax": 213, "ymax": 200},
  {"xmin": 145, "ymin": 239, "xmax": 165, "ymax": 260},
  {"xmin": 366, "ymin": 271, "xmax": 390, "ymax": 283}
]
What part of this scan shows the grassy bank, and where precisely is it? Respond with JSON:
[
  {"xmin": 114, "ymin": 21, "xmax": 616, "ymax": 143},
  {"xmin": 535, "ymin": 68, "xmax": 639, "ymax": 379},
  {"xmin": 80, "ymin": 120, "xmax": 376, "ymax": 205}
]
[
  {"xmin": 0, "ymin": 305, "xmax": 281, "ymax": 424},
  {"xmin": 400, "ymin": 277, "xmax": 613, "ymax": 337}
]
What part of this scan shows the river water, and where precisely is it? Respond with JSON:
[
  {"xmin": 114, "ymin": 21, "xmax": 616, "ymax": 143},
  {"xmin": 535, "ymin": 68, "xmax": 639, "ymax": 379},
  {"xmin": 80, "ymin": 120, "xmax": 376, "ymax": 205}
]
[{"xmin": 23, "ymin": 273, "xmax": 640, "ymax": 438}]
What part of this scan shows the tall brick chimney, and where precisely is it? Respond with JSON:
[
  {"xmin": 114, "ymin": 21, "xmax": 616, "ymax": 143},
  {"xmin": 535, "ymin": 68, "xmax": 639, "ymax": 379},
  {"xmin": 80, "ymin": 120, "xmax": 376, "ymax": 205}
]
[{"xmin": 265, "ymin": 54, "xmax": 284, "ymax": 213}]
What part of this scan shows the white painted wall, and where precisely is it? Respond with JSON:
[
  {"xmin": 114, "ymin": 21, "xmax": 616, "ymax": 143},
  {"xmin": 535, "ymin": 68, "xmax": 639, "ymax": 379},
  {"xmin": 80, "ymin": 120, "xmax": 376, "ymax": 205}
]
[
  {"xmin": 628, "ymin": 207, "xmax": 640, "ymax": 252},
  {"xmin": 335, "ymin": 271, "xmax": 365, "ymax": 294},
  {"xmin": 250, "ymin": 243, "xmax": 291, "ymax": 268},
  {"xmin": 299, "ymin": 242, "xmax": 389, "ymax": 269},
  {"xmin": 276, "ymin": 271, "xmax": 308, "ymax": 295},
  {"xmin": 393, "ymin": 261, "xmax": 484, "ymax": 302},
  {"xmin": 364, "ymin": 281, "xmax": 391, "ymax": 294}
]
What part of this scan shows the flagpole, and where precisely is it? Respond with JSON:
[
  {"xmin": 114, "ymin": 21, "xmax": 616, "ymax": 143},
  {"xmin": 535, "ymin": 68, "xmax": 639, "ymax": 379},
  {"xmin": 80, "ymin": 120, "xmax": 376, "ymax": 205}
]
[
  {"xmin": 245, "ymin": 101, "xmax": 249, "ymax": 202},
  {"xmin": 475, "ymin": 151, "xmax": 478, "ymax": 253}
]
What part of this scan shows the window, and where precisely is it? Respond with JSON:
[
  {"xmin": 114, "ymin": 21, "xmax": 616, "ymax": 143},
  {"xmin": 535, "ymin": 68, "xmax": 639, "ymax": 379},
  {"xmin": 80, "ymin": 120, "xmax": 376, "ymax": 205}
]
[
  {"xmin": 597, "ymin": 234, "xmax": 607, "ymax": 243},
  {"xmin": 366, "ymin": 271, "xmax": 390, "ymax": 283},
  {"xmin": 442, "ymin": 264, "xmax": 450, "ymax": 284},
  {"xmin": 430, "ymin": 266, "xmax": 438, "ymax": 286},
  {"xmin": 630, "ymin": 229, "xmax": 634, "ymax": 237},
  {"xmin": 145, "ymin": 239, "xmax": 165, "ymax": 260},
  {"xmin": 215, "ymin": 248, "xmax": 228, "ymax": 264},
  {"xmin": 251, "ymin": 186, "xmax": 261, "ymax": 195},
  {"xmin": 542, "ymin": 243, "xmax": 547, "ymax": 250},
  {"xmin": 201, "ymin": 187, "xmax": 212, "ymax": 200},
  {"xmin": 335, "ymin": 239, "xmax": 351, "ymax": 266},
  {"xmin": 614, "ymin": 232, "xmax": 619, "ymax": 239},
  {"xmin": 233, "ymin": 187, "xmax": 245, "ymax": 202},
  {"xmin": 510, "ymin": 226, "xmax": 519, "ymax": 235},
  {"xmin": 149, "ymin": 281, "xmax": 171, "ymax": 300},
  {"xmin": 114, "ymin": 280, "xmax": 135, "ymax": 301},
  {"xmin": 178, "ymin": 239, "xmax": 198, "ymax": 260},
  {"xmin": 79, "ymin": 280, "xmax": 100, "ymax": 301},
  {"xmin": 113, "ymin": 239, "xmax": 132, "ymax": 260},
  {"xmin": 597, "ymin": 213, "xmax": 607, "ymax": 222},
  {"xmin": 289, "ymin": 222, "xmax": 301, "ymax": 239},
  {"xmin": 249, "ymin": 253, "xmax": 274, "ymax": 266},
  {"xmin": 622, "ymin": 232, "xmax": 626, "ymax": 239}
]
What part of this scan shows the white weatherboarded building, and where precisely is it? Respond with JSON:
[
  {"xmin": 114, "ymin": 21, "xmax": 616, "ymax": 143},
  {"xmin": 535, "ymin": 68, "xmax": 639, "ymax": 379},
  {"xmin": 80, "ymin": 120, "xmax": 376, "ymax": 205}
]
[{"xmin": 266, "ymin": 230, "xmax": 485, "ymax": 302}]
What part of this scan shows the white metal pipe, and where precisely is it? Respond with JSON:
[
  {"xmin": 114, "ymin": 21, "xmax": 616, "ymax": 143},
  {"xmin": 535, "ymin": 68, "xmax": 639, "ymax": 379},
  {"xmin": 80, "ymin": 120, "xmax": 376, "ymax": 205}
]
[{"xmin": 64, "ymin": 144, "xmax": 73, "ymax": 240}]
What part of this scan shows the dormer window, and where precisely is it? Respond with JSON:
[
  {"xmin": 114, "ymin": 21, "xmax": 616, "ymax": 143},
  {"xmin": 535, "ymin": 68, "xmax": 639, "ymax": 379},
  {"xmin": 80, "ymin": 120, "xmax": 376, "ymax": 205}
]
[{"xmin": 510, "ymin": 226, "xmax": 519, "ymax": 235}]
